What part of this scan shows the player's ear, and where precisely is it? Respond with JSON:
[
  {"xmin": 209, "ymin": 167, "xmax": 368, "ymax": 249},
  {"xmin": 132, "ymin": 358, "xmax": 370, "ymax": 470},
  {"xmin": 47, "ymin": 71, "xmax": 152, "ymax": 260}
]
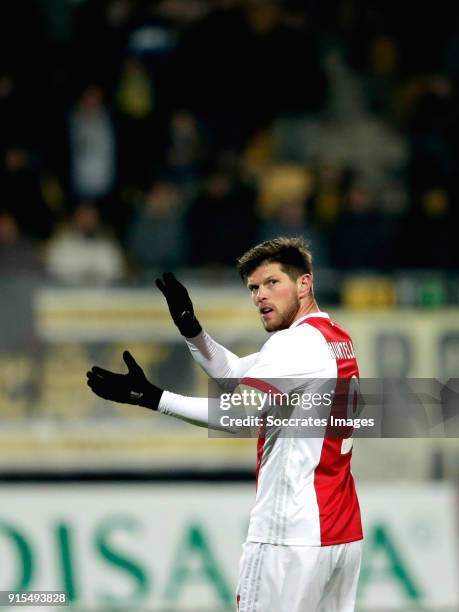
[{"xmin": 298, "ymin": 273, "xmax": 312, "ymax": 298}]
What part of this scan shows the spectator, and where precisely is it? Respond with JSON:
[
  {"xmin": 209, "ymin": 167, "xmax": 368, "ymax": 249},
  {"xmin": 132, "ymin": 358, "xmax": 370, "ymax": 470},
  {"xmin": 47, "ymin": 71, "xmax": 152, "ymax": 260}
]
[
  {"xmin": 126, "ymin": 180, "xmax": 185, "ymax": 272},
  {"xmin": 405, "ymin": 76, "xmax": 456, "ymax": 195},
  {"xmin": 115, "ymin": 58, "xmax": 155, "ymax": 187},
  {"xmin": 399, "ymin": 187, "xmax": 452, "ymax": 269},
  {"xmin": 363, "ymin": 35, "xmax": 400, "ymax": 119},
  {"xmin": 187, "ymin": 163, "xmax": 257, "ymax": 266},
  {"xmin": 0, "ymin": 146, "xmax": 54, "ymax": 240},
  {"xmin": 68, "ymin": 85, "xmax": 117, "ymax": 203},
  {"xmin": 45, "ymin": 203, "xmax": 124, "ymax": 285},
  {"xmin": 308, "ymin": 160, "xmax": 346, "ymax": 231},
  {"xmin": 258, "ymin": 199, "xmax": 329, "ymax": 268},
  {"xmin": 331, "ymin": 183, "xmax": 395, "ymax": 270},
  {"xmin": 164, "ymin": 111, "xmax": 205, "ymax": 186},
  {"xmin": 0, "ymin": 213, "xmax": 42, "ymax": 275}
]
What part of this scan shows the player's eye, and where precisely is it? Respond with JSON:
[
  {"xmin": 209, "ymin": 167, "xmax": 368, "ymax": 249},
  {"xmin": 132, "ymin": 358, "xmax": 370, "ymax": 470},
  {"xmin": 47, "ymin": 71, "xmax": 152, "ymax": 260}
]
[{"xmin": 268, "ymin": 279, "xmax": 278, "ymax": 286}]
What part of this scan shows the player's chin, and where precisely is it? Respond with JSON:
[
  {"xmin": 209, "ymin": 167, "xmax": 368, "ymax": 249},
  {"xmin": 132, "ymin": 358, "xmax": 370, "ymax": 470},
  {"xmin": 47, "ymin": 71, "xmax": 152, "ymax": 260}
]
[{"xmin": 262, "ymin": 317, "xmax": 281, "ymax": 332}]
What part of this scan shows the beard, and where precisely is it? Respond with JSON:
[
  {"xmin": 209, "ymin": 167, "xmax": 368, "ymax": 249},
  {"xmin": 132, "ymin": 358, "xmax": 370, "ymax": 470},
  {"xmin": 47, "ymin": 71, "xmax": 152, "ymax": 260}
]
[{"xmin": 262, "ymin": 295, "xmax": 301, "ymax": 332}]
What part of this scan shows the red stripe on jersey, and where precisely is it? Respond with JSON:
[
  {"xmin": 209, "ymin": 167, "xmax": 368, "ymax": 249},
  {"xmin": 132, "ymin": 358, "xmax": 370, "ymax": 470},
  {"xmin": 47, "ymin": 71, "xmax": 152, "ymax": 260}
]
[
  {"xmin": 254, "ymin": 417, "xmax": 266, "ymax": 491},
  {"xmin": 240, "ymin": 377, "xmax": 284, "ymax": 398},
  {"xmin": 302, "ymin": 317, "xmax": 363, "ymax": 545},
  {"xmin": 240, "ymin": 377, "xmax": 284, "ymax": 491}
]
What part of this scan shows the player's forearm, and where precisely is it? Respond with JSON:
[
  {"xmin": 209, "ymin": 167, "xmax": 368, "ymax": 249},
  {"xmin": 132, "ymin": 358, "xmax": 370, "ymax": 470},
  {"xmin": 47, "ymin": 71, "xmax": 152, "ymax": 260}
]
[
  {"xmin": 185, "ymin": 330, "xmax": 258, "ymax": 381},
  {"xmin": 185, "ymin": 330, "xmax": 237, "ymax": 377},
  {"xmin": 158, "ymin": 390, "xmax": 237, "ymax": 432}
]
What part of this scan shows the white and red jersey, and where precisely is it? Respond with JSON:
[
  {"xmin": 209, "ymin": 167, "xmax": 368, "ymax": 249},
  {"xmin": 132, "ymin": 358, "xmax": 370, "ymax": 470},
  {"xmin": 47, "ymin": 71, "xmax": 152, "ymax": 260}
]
[{"xmin": 240, "ymin": 312, "xmax": 363, "ymax": 547}]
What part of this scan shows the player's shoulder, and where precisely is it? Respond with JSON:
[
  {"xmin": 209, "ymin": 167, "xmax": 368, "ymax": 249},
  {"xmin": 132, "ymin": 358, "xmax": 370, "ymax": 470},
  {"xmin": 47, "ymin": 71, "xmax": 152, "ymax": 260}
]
[
  {"xmin": 302, "ymin": 315, "xmax": 354, "ymax": 343},
  {"xmin": 261, "ymin": 316, "xmax": 328, "ymax": 353}
]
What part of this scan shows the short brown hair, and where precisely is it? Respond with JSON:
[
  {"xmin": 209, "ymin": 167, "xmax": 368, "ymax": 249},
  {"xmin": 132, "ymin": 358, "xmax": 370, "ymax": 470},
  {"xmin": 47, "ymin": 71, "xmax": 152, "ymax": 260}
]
[{"xmin": 237, "ymin": 237, "xmax": 313, "ymax": 282}]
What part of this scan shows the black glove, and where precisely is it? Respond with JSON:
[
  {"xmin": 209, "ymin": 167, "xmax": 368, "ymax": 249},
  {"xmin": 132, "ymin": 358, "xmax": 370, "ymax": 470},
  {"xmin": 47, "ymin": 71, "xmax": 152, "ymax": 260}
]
[
  {"xmin": 86, "ymin": 351, "xmax": 163, "ymax": 410},
  {"xmin": 155, "ymin": 272, "xmax": 202, "ymax": 338}
]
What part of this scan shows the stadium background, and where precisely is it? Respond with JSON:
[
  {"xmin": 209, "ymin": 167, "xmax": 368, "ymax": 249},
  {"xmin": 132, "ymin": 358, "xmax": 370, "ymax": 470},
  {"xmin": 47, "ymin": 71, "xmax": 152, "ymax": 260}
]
[{"xmin": 1, "ymin": 0, "xmax": 458, "ymax": 610}]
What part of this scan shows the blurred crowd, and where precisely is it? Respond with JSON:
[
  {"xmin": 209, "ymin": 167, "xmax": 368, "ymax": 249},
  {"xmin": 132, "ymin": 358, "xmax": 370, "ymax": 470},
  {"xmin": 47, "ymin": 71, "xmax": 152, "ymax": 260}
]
[{"xmin": 1, "ymin": 0, "xmax": 459, "ymax": 286}]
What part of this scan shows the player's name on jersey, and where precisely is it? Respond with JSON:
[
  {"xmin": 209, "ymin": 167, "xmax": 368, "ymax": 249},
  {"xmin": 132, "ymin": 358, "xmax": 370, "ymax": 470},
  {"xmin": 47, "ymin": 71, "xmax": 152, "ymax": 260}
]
[
  {"xmin": 327, "ymin": 341, "xmax": 355, "ymax": 360},
  {"xmin": 219, "ymin": 414, "xmax": 375, "ymax": 429}
]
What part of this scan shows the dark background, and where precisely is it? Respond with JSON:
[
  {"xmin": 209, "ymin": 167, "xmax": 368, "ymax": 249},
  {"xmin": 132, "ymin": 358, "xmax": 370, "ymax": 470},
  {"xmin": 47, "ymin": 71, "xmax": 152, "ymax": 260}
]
[{"xmin": 1, "ymin": 0, "xmax": 458, "ymax": 304}]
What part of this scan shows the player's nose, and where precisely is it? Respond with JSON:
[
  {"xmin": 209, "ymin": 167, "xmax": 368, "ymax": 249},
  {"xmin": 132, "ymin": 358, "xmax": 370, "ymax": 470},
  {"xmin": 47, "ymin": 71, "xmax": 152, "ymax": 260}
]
[{"xmin": 254, "ymin": 289, "xmax": 267, "ymax": 304}]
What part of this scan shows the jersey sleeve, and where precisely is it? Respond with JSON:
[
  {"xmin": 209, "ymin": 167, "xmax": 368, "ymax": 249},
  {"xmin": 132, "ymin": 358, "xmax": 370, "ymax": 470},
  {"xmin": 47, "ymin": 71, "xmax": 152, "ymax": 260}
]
[
  {"xmin": 158, "ymin": 391, "xmax": 239, "ymax": 433},
  {"xmin": 185, "ymin": 330, "xmax": 259, "ymax": 381}
]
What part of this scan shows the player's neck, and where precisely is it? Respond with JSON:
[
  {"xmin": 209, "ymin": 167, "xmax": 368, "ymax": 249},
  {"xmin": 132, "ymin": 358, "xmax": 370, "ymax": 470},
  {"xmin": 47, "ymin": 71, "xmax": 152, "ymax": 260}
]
[{"xmin": 295, "ymin": 298, "xmax": 320, "ymax": 321}]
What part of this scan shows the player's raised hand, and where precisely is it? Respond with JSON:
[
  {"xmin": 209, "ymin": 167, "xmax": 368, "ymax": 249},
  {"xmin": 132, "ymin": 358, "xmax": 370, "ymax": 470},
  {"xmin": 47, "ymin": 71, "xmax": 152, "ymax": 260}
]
[
  {"xmin": 86, "ymin": 351, "xmax": 163, "ymax": 410},
  {"xmin": 155, "ymin": 272, "xmax": 202, "ymax": 338}
]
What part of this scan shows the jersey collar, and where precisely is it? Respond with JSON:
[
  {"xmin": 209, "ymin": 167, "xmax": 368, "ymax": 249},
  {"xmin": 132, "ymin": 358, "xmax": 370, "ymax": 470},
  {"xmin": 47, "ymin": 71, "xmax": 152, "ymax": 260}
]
[{"xmin": 289, "ymin": 312, "xmax": 330, "ymax": 328}]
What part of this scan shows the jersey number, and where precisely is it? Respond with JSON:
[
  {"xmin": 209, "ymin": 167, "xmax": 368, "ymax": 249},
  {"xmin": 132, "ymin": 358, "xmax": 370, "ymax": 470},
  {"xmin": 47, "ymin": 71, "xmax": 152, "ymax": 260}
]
[{"xmin": 341, "ymin": 376, "xmax": 360, "ymax": 455}]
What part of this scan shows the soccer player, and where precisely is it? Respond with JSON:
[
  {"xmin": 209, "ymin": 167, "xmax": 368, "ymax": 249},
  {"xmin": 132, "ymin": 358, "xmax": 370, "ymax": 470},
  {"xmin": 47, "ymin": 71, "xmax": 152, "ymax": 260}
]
[{"xmin": 87, "ymin": 237, "xmax": 363, "ymax": 611}]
